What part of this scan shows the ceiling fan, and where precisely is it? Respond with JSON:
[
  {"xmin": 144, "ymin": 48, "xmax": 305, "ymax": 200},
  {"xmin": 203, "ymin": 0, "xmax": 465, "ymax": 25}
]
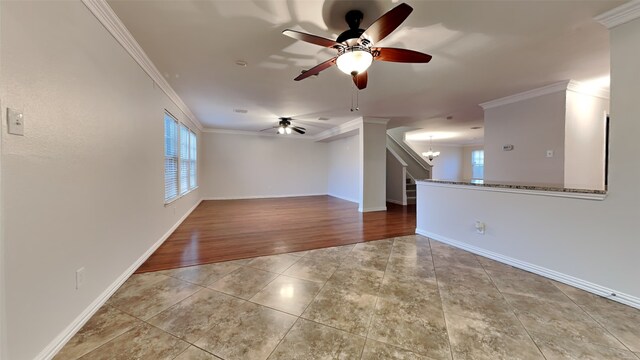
[
  {"xmin": 282, "ymin": 2, "xmax": 432, "ymax": 90},
  {"xmin": 260, "ymin": 117, "xmax": 306, "ymax": 135}
]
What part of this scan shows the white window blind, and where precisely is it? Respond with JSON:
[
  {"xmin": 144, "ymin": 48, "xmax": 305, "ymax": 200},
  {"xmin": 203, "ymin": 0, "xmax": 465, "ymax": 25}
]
[
  {"xmin": 179, "ymin": 124, "xmax": 190, "ymax": 195},
  {"xmin": 471, "ymin": 150, "xmax": 484, "ymax": 180},
  {"xmin": 164, "ymin": 114, "xmax": 179, "ymax": 202},
  {"xmin": 189, "ymin": 130, "xmax": 197, "ymax": 189}
]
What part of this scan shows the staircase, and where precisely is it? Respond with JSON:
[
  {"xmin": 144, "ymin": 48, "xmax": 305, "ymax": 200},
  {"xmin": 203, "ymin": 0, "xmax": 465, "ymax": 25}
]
[
  {"xmin": 406, "ymin": 177, "xmax": 417, "ymax": 204},
  {"xmin": 386, "ymin": 131, "xmax": 431, "ymax": 206}
]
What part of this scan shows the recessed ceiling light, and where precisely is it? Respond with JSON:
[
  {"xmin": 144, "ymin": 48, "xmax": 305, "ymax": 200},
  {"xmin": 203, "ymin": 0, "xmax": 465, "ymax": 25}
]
[
  {"xmin": 233, "ymin": 109, "xmax": 248, "ymax": 114},
  {"xmin": 470, "ymin": 126, "xmax": 483, "ymax": 130},
  {"xmin": 318, "ymin": 117, "xmax": 330, "ymax": 121},
  {"xmin": 446, "ymin": 116, "xmax": 453, "ymax": 120},
  {"xmin": 235, "ymin": 60, "xmax": 248, "ymax": 67}
]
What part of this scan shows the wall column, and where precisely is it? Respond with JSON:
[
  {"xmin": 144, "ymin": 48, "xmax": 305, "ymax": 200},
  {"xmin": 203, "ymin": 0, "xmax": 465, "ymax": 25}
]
[{"xmin": 359, "ymin": 118, "xmax": 389, "ymax": 212}]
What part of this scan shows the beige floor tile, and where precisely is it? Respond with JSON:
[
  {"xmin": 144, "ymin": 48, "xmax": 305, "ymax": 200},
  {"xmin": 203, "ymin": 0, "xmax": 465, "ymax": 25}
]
[
  {"xmin": 353, "ymin": 239, "xmax": 394, "ymax": 254},
  {"xmin": 283, "ymin": 256, "xmax": 339, "ymax": 283},
  {"xmin": 361, "ymin": 339, "xmax": 433, "ymax": 360},
  {"xmin": 157, "ymin": 261, "xmax": 241, "ymax": 286},
  {"xmin": 440, "ymin": 290, "xmax": 515, "ymax": 328},
  {"xmin": 250, "ymin": 275, "xmax": 322, "ymax": 316},
  {"xmin": 54, "ymin": 306, "xmax": 140, "ymax": 360},
  {"xmin": 385, "ymin": 255, "xmax": 435, "ymax": 279},
  {"xmin": 174, "ymin": 346, "xmax": 222, "ymax": 360},
  {"xmin": 445, "ymin": 312, "xmax": 544, "ymax": 360},
  {"xmin": 304, "ymin": 244, "xmax": 354, "ymax": 263},
  {"xmin": 530, "ymin": 331, "xmax": 639, "ymax": 360},
  {"xmin": 246, "ymin": 254, "xmax": 300, "ymax": 273},
  {"xmin": 78, "ymin": 323, "xmax": 189, "ymax": 360},
  {"xmin": 378, "ymin": 273, "xmax": 440, "ymax": 303},
  {"xmin": 504, "ymin": 292, "xmax": 627, "ymax": 350},
  {"xmin": 327, "ymin": 265, "xmax": 384, "ymax": 295},
  {"xmin": 208, "ymin": 267, "xmax": 277, "ymax": 299},
  {"xmin": 581, "ymin": 301, "xmax": 640, "ymax": 352},
  {"xmin": 344, "ymin": 249, "xmax": 390, "ymax": 271},
  {"xmin": 486, "ymin": 269, "xmax": 570, "ymax": 303},
  {"xmin": 288, "ymin": 250, "xmax": 309, "ymax": 257},
  {"xmin": 267, "ymin": 318, "xmax": 365, "ymax": 359},
  {"xmin": 368, "ymin": 297, "xmax": 451, "ymax": 360},
  {"xmin": 302, "ymin": 284, "xmax": 378, "ymax": 336},
  {"xmin": 195, "ymin": 302, "xmax": 296, "ymax": 360},
  {"xmin": 430, "ymin": 241, "xmax": 482, "ymax": 270},
  {"xmin": 147, "ymin": 288, "xmax": 245, "ymax": 343},
  {"xmin": 107, "ymin": 273, "xmax": 201, "ymax": 320},
  {"xmin": 390, "ymin": 240, "xmax": 431, "ymax": 259}
]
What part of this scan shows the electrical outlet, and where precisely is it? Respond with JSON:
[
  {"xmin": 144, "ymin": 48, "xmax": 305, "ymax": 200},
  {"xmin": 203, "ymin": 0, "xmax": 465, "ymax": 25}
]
[
  {"xmin": 475, "ymin": 221, "xmax": 485, "ymax": 235},
  {"xmin": 76, "ymin": 267, "xmax": 85, "ymax": 290}
]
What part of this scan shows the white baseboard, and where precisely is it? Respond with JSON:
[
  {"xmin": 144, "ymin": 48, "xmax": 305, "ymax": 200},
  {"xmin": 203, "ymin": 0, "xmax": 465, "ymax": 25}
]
[
  {"xmin": 386, "ymin": 198, "xmax": 406, "ymax": 205},
  {"xmin": 416, "ymin": 228, "xmax": 640, "ymax": 310},
  {"xmin": 326, "ymin": 193, "xmax": 359, "ymax": 204},
  {"xmin": 359, "ymin": 206, "xmax": 388, "ymax": 212},
  {"xmin": 204, "ymin": 193, "xmax": 327, "ymax": 200},
  {"xmin": 37, "ymin": 199, "xmax": 204, "ymax": 360}
]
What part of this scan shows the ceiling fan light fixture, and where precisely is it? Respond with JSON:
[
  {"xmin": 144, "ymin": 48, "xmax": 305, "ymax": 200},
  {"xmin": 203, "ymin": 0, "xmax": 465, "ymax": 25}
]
[
  {"xmin": 278, "ymin": 126, "xmax": 285, "ymax": 134},
  {"xmin": 285, "ymin": 127, "xmax": 292, "ymax": 134},
  {"xmin": 336, "ymin": 48, "xmax": 373, "ymax": 75}
]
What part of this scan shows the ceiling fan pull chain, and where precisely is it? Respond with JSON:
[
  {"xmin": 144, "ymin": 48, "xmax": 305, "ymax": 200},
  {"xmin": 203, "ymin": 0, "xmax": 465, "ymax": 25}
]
[{"xmin": 356, "ymin": 88, "xmax": 360, "ymax": 111}]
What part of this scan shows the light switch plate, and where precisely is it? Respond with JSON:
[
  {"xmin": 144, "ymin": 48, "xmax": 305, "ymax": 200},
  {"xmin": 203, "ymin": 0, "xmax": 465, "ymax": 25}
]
[{"xmin": 7, "ymin": 108, "xmax": 24, "ymax": 136}]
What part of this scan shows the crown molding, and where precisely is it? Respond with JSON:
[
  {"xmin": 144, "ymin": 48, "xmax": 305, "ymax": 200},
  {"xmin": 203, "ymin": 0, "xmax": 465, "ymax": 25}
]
[
  {"xmin": 595, "ymin": 1, "xmax": 640, "ymax": 29},
  {"xmin": 362, "ymin": 117, "xmax": 390, "ymax": 125},
  {"xmin": 480, "ymin": 80, "xmax": 570, "ymax": 110},
  {"xmin": 314, "ymin": 118, "xmax": 362, "ymax": 142},
  {"xmin": 82, "ymin": 0, "xmax": 204, "ymax": 131}
]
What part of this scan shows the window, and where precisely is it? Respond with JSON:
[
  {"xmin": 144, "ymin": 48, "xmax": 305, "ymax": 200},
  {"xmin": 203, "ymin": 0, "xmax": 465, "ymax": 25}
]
[
  {"xmin": 471, "ymin": 150, "xmax": 484, "ymax": 179},
  {"xmin": 179, "ymin": 124, "xmax": 190, "ymax": 195},
  {"xmin": 164, "ymin": 112, "xmax": 198, "ymax": 203},
  {"xmin": 164, "ymin": 113, "xmax": 179, "ymax": 202},
  {"xmin": 189, "ymin": 130, "xmax": 197, "ymax": 189}
]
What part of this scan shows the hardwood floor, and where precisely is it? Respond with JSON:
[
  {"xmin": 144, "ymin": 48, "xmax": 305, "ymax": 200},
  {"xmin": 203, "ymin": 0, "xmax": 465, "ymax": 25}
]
[{"xmin": 137, "ymin": 196, "xmax": 416, "ymax": 273}]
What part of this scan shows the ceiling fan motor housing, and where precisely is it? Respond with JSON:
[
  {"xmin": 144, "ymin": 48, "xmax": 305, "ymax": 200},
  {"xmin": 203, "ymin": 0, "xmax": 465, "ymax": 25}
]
[{"xmin": 337, "ymin": 10, "xmax": 366, "ymax": 44}]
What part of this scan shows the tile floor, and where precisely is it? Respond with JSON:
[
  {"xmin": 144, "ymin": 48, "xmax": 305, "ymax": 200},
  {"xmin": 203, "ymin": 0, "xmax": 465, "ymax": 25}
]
[{"xmin": 54, "ymin": 235, "xmax": 640, "ymax": 360}]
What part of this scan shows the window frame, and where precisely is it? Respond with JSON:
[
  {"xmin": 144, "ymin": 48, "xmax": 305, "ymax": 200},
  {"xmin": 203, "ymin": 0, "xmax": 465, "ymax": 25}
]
[
  {"xmin": 471, "ymin": 149, "xmax": 484, "ymax": 180},
  {"xmin": 164, "ymin": 111, "xmax": 198, "ymax": 205}
]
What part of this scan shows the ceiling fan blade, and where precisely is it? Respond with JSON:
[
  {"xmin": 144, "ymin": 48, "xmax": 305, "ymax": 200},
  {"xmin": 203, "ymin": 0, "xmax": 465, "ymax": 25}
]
[
  {"xmin": 352, "ymin": 71, "xmax": 368, "ymax": 90},
  {"xmin": 372, "ymin": 47, "xmax": 432, "ymax": 63},
  {"xmin": 259, "ymin": 126, "xmax": 277, "ymax": 132},
  {"xmin": 291, "ymin": 126, "xmax": 306, "ymax": 134},
  {"xmin": 294, "ymin": 57, "xmax": 337, "ymax": 81},
  {"xmin": 360, "ymin": 3, "xmax": 412, "ymax": 45},
  {"xmin": 282, "ymin": 29, "xmax": 342, "ymax": 48}
]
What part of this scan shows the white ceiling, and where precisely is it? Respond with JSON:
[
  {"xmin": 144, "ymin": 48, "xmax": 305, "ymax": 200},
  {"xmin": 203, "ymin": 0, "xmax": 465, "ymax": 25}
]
[{"xmin": 108, "ymin": 0, "xmax": 621, "ymax": 144}]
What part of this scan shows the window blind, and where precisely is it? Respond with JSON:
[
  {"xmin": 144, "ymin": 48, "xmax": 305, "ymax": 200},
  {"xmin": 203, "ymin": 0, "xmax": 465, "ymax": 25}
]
[
  {"xmin": 189, "ymin": 130, "xmax": 197, "ymax": 189},
  {"xmin": 179, "ymin": 124, "xmax": 190, "ymax": 195},
  {"xmin": 164, "ymin": 114, "xmax": 179, "ymax": 202},
  {"xmin": 471, "ymin": 150, "xmax": 484, "ymax": 179}
]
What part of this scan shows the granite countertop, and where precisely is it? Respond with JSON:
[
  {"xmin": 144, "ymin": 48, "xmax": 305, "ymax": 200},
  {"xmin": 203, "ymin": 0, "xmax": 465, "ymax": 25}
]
[{"xmin": 416, "ymin": 179, "xmax": 607, "ymax": 195}]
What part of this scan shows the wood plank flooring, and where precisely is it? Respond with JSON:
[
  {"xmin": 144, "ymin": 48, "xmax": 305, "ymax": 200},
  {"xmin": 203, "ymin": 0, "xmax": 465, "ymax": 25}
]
[{"xmin": 137, "ymin": 196, "xmax": 416, "ymax": 273}]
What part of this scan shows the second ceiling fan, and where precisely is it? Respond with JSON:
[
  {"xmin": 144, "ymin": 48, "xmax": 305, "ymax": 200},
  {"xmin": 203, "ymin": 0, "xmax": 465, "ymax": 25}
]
[{"xmin": 282, "ymin": 2, "xmax": 432, "ymax": 90}]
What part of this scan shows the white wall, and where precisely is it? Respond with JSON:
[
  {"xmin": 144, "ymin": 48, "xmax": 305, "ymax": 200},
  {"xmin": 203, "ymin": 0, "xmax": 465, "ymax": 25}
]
[
  {"xmin": 564, "ymin": 91, "xmax": 608, "ymax": 190},
  {"xmin": 484, "ymin": 92, "xmax": 566, "ymax": 185},
  {"xmin": 386, "ymin": 149, "xmax": 406, "ymax": 205},
  {"xmin": 407, "ymin": 141, "xmax": 463, "ymax": 181},
  {"xmin": 462, "ymin": 145, "xmax": 484, "ymax": 181},
  {"xmin": 327, "ymin": 134, "xmax": 359, "ymax": 203},
  {"xmin": 201, "ymin": 132, "xmax": 328, "ymax": 199},
  {"xmin": 417, "ymin": 15, "xmax": 640, "ymax": 307},
  {"xmin": 1, "ymin": 2, "xmax": 201, "ymax": 359}
]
